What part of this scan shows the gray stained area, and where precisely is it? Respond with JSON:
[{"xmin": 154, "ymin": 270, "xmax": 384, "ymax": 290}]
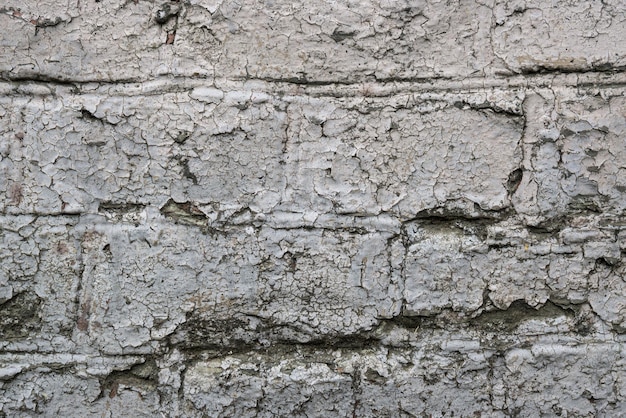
[{"xmin": 1, "ymin": 0, "xmax": 626, "ymax": 416}]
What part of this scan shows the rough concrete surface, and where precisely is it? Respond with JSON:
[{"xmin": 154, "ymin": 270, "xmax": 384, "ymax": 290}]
[{"xmin": 1, "ymin": 0, "xmax": 626, "ymax": 416}]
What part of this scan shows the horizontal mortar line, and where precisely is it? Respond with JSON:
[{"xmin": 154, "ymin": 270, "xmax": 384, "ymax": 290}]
[
  {"xmin": 0, "ymin": 340, "xmax": 625, "ymax": 364},
  {"xmin": 3, "ymin": 211, "xmax": 626, "ymax": 228},
  {"xmin": 0, "ymin": 216, "xmax": 400, "ymax": 233},
  {"xmin": 1, "ymin": 70, "xmax": 626, "ymax": 97}
]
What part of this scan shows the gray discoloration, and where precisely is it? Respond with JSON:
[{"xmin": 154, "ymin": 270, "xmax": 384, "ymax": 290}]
[
  {"xmin": 2, "ymin": 0, "xmax": 626, "ymax": 415},
  {"xmin": 155, "ymin": 2, "xmax": 180, "ymax": 25}
]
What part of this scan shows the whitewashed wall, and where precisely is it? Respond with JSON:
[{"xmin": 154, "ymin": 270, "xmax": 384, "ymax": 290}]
[{"xmin": 1, "ymin": 0, "xmax": 626, "ymax": 416}]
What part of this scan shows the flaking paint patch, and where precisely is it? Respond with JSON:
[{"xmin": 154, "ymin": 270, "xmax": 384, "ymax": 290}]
[{"xmin": 1, "ymin": 0, "xmax": 626, "ymax": 415}]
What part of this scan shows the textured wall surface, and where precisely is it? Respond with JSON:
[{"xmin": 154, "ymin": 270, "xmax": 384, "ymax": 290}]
[{"xmin": 1, "ymin": 0, "xmax": 626, "ymax": 416}]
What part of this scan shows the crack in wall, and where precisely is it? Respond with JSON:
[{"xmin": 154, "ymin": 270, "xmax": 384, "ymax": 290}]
[{"xmin": 2, "ymin": 0, "xmax": 626, "ymax": 414}]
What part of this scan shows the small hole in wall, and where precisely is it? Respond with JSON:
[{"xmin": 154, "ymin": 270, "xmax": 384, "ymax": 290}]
[
  {"xmin": 506, "ymin": 168, "xmax": 523, "ymax": 194},
  {"xmin": 166, "ymin": 31, "xmax": 176, "ymax": 44}
]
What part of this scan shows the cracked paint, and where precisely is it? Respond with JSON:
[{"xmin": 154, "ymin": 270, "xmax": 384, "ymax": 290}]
[{"xmin": 1, "ymin": 0, "xmax": 626, "ymax": 416}]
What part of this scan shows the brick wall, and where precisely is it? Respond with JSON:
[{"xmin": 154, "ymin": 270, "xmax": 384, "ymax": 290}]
[{"xmin": 1, "ymin": 0, "xmax": 626, "ymax": 415}]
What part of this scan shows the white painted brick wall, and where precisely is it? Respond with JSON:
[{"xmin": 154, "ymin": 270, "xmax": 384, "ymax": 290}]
[{"xmin": 1, "ymin": 1, "xmax": 626, "ymax": 415}]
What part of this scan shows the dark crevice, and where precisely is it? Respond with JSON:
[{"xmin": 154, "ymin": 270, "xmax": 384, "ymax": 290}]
[
  {"xmin": 33, "ymin": 17, "xmax": 66, "ymax": 28},
  {"xmin": 80, "ymin": 108, "xmax": 99, "ymax": 121},
  {"xmin": 177, "ymin": 343, "xmax": 258, "ymax": 359},
  {"xmin": 98, "ymin": 202, "xmax": 146, "ymax": 213},
  {"xmin": 284, "ymin": 335, "xmax": 380, "ymax": 350},
  {"xmin": 506, "ymin": 168, "xmax": 523, "ymax": 195},
  {"xmin": 350, "ymin": 364, "xmax": 362, "ymax": 417},
  {"xmin": 469, "ymin": 300, "xmax": 576, "ymax": 332},
  {"xmin": 377, "ymin": 300, "xmax": 578, "ymax": 334},
  {"xmin": 526, "ymin": 219, "xmax": 567, "ymax": 234},
  {"xmin": 409, "ymin": 206, "xmax": 512, "ymax": 223},
  {"xmin": 95, "ymin": 357, "xmax": 159, "ymax": 402},
  {"xmin": 180, "ymin": 159, "xmax": 198, "ymax": 184},
  {"xmin": 330, "ymin": 28, "xmax": 357, "ymax": 43},
  {"xmin": 519, "ymin": 63, "xmax": 626, "ymax": 76},
  {"xmin": 453, "ymin": 100, "xmax": 523, "ymax": 116},
  {"xmin": 377, "ymin": 313, "xmax": 425, "ymax": 330},
  {"xmin": 160, "ymin": 199, "xmax": 207, "ymax": 227},
  {"xmin": 567, "ymin": 196, "xmax": 604, "ymax": 214},
  {"xmin": 3, "ymin": 70, "xmax": 626, "ymax": 95},
  {"xmin": 163, "ymin": 300, "xmax": 585, "ymax": 357},
  {"xmin": 168, "ymin": 312, "xmax": 384, "ymax": 354},
  {"xmin": 249, "ymin": 76, "xmax": 355, "ymax": 87},
  {"xmin": 403, "ymin": 212, "xmax": 509, "ymax": 241},
  {"xmin": 0, "ymin": 73, "xmax": 142, "ymax": 85},
  {"xmin": 0, "ymin": 211, "xmax": 84, "ymax": 218},
  {"xmin": 79, "ymin": 108, "xmax": 119, "ymax": 125}
]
